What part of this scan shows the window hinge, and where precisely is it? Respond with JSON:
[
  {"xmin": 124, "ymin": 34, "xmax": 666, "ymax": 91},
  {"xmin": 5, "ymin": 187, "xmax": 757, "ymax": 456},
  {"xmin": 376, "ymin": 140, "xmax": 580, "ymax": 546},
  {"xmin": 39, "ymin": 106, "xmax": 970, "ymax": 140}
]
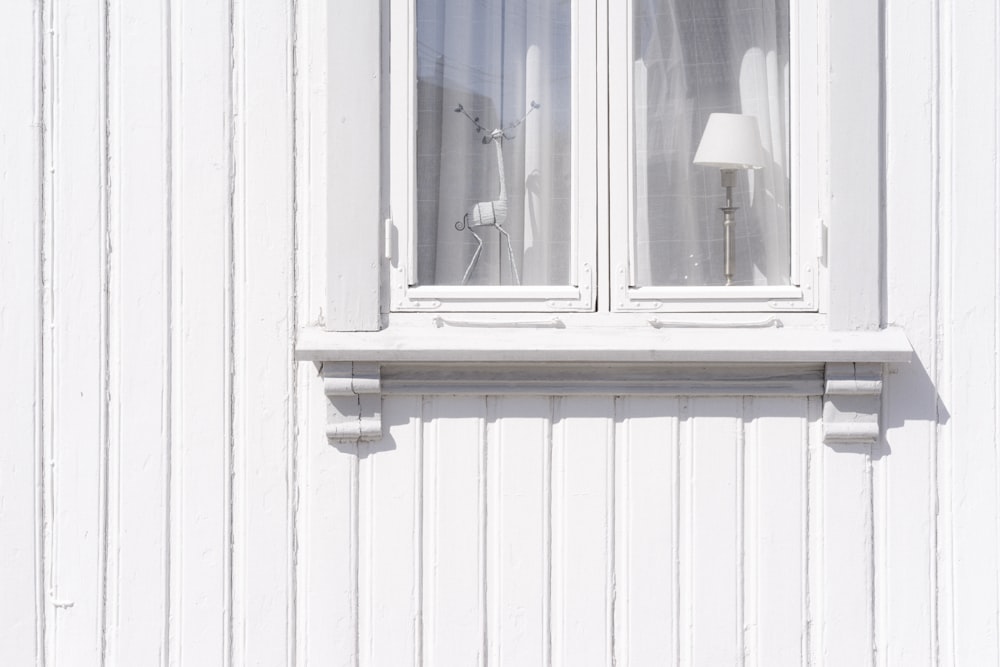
[{"xmin": 818, "ymin": 217, "xmax": 828, "ymax": 266}]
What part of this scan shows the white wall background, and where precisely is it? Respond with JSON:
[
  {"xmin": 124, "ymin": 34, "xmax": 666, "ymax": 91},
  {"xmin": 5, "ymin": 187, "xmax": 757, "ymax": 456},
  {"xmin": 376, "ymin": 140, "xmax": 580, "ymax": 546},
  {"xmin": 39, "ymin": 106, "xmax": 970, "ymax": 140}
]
[{"xmin": 0, "ymin": 0, "xmax": 997, "ymax": 664}]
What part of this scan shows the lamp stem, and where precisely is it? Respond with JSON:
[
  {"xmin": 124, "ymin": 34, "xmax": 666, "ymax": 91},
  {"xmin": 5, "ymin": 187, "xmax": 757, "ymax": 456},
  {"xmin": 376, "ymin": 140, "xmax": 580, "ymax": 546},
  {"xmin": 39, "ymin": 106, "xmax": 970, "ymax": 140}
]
[{"xmin": 720, "ymin": 169, "xmax": 737, "ymax": 286}]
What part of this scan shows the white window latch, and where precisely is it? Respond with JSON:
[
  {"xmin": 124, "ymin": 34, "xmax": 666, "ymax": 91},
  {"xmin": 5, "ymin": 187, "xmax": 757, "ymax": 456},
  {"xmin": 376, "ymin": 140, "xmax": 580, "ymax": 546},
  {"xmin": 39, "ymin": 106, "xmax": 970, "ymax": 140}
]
[{"xmin": 384, "ymin": 217, "xmax": 395, "ymax": 262}]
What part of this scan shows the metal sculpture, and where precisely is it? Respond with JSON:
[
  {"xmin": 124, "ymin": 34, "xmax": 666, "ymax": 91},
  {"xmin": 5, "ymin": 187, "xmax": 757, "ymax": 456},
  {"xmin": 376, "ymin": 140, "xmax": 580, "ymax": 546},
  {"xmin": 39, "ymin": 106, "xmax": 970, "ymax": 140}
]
[{"xmin": 453, "ymin": 100, "xmax": 539, "ymax": 286}]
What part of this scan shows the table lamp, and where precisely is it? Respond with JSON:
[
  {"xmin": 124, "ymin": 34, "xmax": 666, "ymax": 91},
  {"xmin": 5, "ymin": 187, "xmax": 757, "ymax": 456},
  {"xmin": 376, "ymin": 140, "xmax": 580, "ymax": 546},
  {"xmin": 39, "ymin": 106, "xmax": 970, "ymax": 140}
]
[{"xmin": 693, "ymin": 113, "xmax": 765, "ymax": 285}]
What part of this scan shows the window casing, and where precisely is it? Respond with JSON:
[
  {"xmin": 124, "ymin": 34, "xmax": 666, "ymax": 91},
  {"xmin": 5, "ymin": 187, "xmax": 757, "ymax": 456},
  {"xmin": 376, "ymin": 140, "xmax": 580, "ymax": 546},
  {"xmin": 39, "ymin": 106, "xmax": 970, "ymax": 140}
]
[{"xmin": 387, "ymin": 0, "xmax": 821, "ymax": 316}]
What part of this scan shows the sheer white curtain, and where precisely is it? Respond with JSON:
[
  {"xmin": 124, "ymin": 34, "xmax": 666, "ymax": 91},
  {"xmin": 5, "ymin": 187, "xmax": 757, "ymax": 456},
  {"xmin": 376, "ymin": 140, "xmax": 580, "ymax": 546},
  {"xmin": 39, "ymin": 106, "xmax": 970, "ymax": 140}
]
[
  {"xmin": 632, "ymin": 0, "xmax": 790, "ymax": 286},
  {"xmin": 415, "ymin": 0, "xmax": 572, "ymax": 286}
]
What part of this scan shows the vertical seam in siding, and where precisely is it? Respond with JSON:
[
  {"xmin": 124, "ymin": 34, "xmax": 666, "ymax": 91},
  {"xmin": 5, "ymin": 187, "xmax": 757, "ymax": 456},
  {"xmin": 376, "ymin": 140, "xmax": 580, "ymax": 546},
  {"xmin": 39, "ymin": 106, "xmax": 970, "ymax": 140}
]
[
  {"xmin": 736, "ymin": 399, "xmax": 746, "ymax": 666},
  {"xmin": 414, "ymin": 400, "xmax": 424, "ymax": 667},
  {"xmin": 607, "ymin": 398, "xmax": 616, "ymax": 667},
  {"xmin": 680, "ymin": 397, "xmax": 692, "ymax": 667},
  {"xmin": 863, "ymin": 382, "xmax": 875, "ymax": 665},
  {"xmin": 106, "ymin": 0, "xmax": 122, "ymax": 658},
  {"xmin": 229, "ymin": 0, "xmax": 245, "ymax": 660},
  {"xmin": 99, "ymin": 0, "xmax": 113, "ymax": 660},
  {"xmin": 481, "ymin": 401, "xmax": 489, "ymax": 667},
  {"xmin": 928, "ymin": 0, "xmax": 942, "ymax": 660},
  {"xmin": 671, "ymin": 404, "xmax": 680, "ymax": 667},
  {"xmin": 286, "ymin": 0, "xmax": 300, "ymax": 664},
  {"xmin": 800, "ymin": 399, "xmax": 810, "ymax": 666},
  {"xmin": 225, "ymin": 0, "xmax": 237, "ymax": 656},
  {"xmin": 424, "ymin": 399, "xmax": 438, "ymax": 667},
  {"xmin": 41, "ymin": 0, "xmax": 56, "ymax": 658},
  {"xmin": 485, "ymin": 398, "xmax": 499, "ymax": 667},
  {"xmin": 542, "ymin": 396, "xmax": 556, "ymax": 665},
  {"xmin": 356, "ymin": 434, "xmax": 364, "ymax": 666},
  {"xmin": 34, "ymin": 0, "xmax": 49, "ymax": 662},
  {"xmin": 617, "ymin": 397, "xmax": 629, "ymax": 666},
  {"xmin": 164, "ymin": 0, "xmax": 176, "ymax": 661},
  {"xmin": 935, "ymin": 0, "xmax": 955, "ymax": 661},
  {"xmin": 995, "ymin": 1, "xmax": 1000, "ymax": 660},
  {"xmin": 224, "ymin": 0, "xmax": 238, "ymax": 660},
  {"xmin": 554, "ymin": 396, "xmax": 564, "ymax": 666}
]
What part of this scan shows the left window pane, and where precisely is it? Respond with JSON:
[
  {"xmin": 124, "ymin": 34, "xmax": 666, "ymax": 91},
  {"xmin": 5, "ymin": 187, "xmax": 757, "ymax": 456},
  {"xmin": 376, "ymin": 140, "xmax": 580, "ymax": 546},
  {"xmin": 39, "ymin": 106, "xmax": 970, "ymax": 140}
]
[{"xmin": 415, "ymin": 0, "xmax": 573, "ymax": 287}]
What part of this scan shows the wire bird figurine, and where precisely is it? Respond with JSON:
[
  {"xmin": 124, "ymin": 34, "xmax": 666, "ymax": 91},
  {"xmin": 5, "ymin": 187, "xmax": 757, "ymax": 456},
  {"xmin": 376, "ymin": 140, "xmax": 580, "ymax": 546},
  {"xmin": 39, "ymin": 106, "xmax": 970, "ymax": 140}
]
[{"xmin": 453, "ymin": 100, "xmax": 540, "ymax": 286}]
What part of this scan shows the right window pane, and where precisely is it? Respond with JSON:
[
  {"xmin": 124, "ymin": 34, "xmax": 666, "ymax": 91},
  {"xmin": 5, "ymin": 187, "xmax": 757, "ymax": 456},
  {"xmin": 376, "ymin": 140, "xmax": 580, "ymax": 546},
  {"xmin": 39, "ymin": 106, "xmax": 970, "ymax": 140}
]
[{"xmin": 631, "ymin": 0, "xmax": 790, "ymax": 287}]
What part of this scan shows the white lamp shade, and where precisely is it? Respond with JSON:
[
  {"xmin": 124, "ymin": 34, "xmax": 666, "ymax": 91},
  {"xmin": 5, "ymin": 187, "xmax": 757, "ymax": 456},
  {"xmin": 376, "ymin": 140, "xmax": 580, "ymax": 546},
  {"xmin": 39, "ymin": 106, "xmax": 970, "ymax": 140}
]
[{"xmin": 692, "ymin": 113, "xmax": 765, "ymax": 169}]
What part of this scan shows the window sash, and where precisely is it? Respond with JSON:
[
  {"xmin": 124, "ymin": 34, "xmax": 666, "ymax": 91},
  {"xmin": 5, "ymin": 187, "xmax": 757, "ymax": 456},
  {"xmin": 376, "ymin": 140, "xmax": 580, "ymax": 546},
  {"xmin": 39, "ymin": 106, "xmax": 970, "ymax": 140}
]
[
  {"xmin": 609, "ymin": 0, "xmax": 820, "ymax": 312},
  {"xmin": 389, "ymin": 0, "xmax": 599, "ymax": 312}
]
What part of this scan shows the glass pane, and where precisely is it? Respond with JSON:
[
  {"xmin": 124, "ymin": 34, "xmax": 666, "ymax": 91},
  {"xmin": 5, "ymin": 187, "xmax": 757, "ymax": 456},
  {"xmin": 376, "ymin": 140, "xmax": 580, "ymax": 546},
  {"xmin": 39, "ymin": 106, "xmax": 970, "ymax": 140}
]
[
  {"xmin": 632, "ymin": 0, "xmax": 791, "ymax": 287},
  {"xmin": 415, "ymin": 0, "xmax": 573, "ymax": 287}
]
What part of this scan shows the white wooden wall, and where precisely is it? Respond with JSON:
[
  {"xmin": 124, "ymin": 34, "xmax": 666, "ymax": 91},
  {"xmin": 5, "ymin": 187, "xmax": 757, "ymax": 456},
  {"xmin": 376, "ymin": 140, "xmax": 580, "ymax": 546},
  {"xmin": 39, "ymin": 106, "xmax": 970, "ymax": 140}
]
[
  {"xmin": 0, "ymin": 0, "xmax": 997, "ymax": 665},
  {"xmin": 352, "ymin": 394, "xmax": 821, "ymax": 666}
]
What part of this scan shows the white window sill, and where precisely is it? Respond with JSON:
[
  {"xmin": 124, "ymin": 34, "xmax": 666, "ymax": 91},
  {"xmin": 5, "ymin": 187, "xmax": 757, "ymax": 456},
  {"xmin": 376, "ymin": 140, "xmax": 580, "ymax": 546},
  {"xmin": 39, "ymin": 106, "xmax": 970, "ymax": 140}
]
[
  {"xmin": 295, "ymin": 324, "xmax": 912, "ymax": 365},
  {"xmin": 300, "ymin": 324, "xmax": 911, "ymax": 446}
]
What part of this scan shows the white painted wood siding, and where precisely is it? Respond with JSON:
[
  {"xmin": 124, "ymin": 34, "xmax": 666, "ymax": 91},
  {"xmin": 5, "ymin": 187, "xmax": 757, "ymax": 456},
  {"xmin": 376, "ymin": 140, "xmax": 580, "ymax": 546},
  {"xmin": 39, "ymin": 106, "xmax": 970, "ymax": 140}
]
[{"xmin": 0, "ymin": 0, "xmax": 997, "ymax": 665}]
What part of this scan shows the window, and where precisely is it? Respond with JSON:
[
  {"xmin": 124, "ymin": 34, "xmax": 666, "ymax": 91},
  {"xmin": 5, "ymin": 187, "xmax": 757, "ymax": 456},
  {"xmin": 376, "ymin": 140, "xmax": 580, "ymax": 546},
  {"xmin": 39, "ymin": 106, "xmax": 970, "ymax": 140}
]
[
  {"xmin": 319, "ymin": 0, "xmax": 880, "ymax": 333},
  {"xmin": 305, "ymin": 0, "xmax": 905, "ymax": 445},
  {"xmin": 387, "ymin": 0, "xmax": 819, "ymax": 315}
]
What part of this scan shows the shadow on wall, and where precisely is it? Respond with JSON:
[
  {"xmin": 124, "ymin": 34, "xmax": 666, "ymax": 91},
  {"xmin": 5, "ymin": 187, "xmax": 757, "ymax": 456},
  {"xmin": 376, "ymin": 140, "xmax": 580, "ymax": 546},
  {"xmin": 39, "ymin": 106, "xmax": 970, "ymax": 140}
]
[
  {"xmin": 324, "ymin": 358, "xmax": 949, "ymax": 463},
  {"xmin": 874, "ymin": 355, "xmax": 950, "ymax": 461}
]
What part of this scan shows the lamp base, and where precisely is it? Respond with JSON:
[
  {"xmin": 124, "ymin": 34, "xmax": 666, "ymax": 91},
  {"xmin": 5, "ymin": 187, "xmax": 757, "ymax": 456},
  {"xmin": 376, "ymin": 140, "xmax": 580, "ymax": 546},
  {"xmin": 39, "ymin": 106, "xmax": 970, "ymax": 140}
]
[{"xmin": 721, "ymin": 169, "xmax": 737, "ymax": 286}]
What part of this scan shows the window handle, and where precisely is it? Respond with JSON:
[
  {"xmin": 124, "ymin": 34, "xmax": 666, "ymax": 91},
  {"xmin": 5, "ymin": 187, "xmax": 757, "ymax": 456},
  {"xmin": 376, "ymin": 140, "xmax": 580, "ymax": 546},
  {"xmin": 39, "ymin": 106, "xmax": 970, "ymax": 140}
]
[
  {"xmin": 647, "ymin": 316, "xmax": 783, "ymax": 329},
  {"xmin": 432, "ymin": 316, "xmax": 565, "ymax": 329}
]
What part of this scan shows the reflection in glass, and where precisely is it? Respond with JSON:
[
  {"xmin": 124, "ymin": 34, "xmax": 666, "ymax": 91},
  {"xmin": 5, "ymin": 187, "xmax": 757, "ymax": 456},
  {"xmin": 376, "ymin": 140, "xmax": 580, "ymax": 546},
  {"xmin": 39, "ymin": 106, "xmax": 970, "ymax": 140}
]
[
  {"xmin": 415, "ymin": 0, "xmax": 573, "ymax": 287},
  {"xmin": 632, "ymin": 0, "xmax": 790, "ymax": 286}
]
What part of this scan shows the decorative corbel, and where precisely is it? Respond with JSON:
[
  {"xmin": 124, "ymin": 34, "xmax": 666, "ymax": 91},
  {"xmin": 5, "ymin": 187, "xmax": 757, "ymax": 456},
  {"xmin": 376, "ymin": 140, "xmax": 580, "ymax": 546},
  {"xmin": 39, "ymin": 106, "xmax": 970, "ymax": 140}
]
[
  {"xmin": 322, "ymin": 362, "xmax": 382, "ymax": 442},
  {"xmin": 823, "ymin": 362, "xmax": 883, "ymax": 445}
]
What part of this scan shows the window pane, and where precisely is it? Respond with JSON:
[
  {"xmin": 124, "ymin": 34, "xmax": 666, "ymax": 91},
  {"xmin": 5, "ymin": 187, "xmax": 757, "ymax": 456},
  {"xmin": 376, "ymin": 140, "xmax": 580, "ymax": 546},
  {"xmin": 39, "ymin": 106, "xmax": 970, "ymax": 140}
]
[
  {"xmin": 415, "ymin": 0, "xmax": 573, "ymax": 287},
  {"xmin": 632, "ymin": 0, "xmax": 790, "ymax": 287}
]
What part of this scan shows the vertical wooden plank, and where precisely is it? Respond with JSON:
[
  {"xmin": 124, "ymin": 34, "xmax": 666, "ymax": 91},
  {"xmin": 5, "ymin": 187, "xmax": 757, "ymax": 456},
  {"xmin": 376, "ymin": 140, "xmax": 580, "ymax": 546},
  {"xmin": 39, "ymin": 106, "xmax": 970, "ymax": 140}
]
[
  {"xmin": 613, "ymin": 397, "xmax": 679, "ymax": 666},
  {"xmin": 944, "ymin": 0, "xmax": 1000, "ymax": 661},
  {"xmin": 294, "ymin": 0, "xmax": 359, "ymax": 663},
  {"xmin": 680, "ymin": 397, "xmax": 742, "ymax": 665},
  {"xmin": 46, "ymin": 0, "xmax": 110, "ymax": 661},
  {"xmin": 296, "ymin": 369, "xmax": 359, "ymax": 667},
  {"xmin": 551, "ymin": 396, "xmax": 613, "ymax": 667},
  {"xmin": 421, "ymin": 396, "xmax": 486, "ymax": 666},
  {"xmin": 104, "ymin": 0, "xmax": 171, "ymax": 662},
  {"xmin": 486, "ymin": 396, "xmax": 550, "ymax": 667},
  {"xmin": 326, "ymin": 0, "xmax": 379, "ymax": 331},
  {"xmin": 809, "ymin": 397, "xmax": 874, "ymax": 666},
  {"xmin": 744, "ymin": 397, "xmax": 808, "ymax": 666},
  {"xmin": 0, "ymin": 0, "xmax": 44, "ymax": 663},
  {"xmin": 879, "ymin": 0, "xmax": 940, "ymax": 661},
  {"xmin": 170, "ymin": 0, "xmax": 234, "ymax": 661},
  {"xmin": 356, "ymin": 396, "xmax": 421, "ymax": 667},
  {"xmin": 230, "ymin": 0, "xmax": 296, "ymax": 664}
]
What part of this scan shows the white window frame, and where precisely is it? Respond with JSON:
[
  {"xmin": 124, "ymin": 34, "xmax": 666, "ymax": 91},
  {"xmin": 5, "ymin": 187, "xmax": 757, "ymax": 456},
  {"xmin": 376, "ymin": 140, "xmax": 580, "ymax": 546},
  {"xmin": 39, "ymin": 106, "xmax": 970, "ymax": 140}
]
[{"xmin": 318, "ymin": 0, "xmax": 881, "ymax": 333}]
